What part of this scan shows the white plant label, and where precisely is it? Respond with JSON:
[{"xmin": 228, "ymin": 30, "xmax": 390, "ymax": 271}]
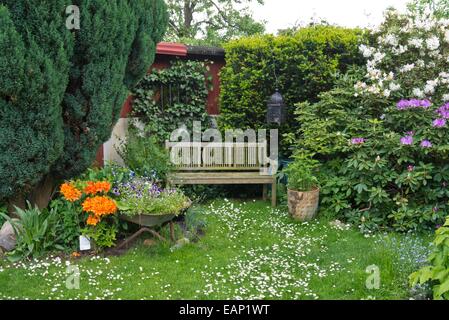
[{"xmin": 79, "ymin": 235, "xmax": 91, "ymax": 251}]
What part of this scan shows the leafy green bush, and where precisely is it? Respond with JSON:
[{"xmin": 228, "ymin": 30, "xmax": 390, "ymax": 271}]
[
  {"xmin": 81, "ymin": 220, "xmax": 118, "ymax": 250},
  {"xmin": 219, "ymin": 25, "xmax": 365, "ymax": 154},
  {"xmin": 354, "ymin": 8, "xmax": 449, "ymax": 105},
  {"xmin": 182, "ymin": 207, "xmax": 208, "ymax": 242},
  {"xmin": 49, "ymin": 198, "xmax": 80, "ymax": 252},
  {"xmin": 294, "ymin": 8, "xmax": 449, "ymax": 233},
  {"xmin": 410, "ymin": 217, "xmax": 449, "ymax": 300},
  {"xmin": 282, "ymin": 155, "xmax": 319, "ymax": 192},
  {"xmin": 0, "ymin": 203, "xmax": 64, "ymax": 261},
  {"xmin": 117, "ymin": 127, "xmax": 172, "ymax": 183},
  {"xmin": 296, "ymin": 68, "xmax": 449, "ymax": 232},
  {"xmin": 131, "ymin": 59, "xmax": 210, "ymax": 144},
  {"xmin": 78, "ymin": 162, "xmax": 133, "ymax": 186}
]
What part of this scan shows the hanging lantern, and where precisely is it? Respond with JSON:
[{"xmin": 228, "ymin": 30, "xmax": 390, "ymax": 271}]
[{"xmin": 267, "ymin": 89, "xmax": 286, "ymax": 125}]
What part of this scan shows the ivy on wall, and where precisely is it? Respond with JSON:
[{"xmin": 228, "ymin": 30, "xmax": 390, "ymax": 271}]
[{"xmin": 131, "ymin": 59, "xmax": 211, "ymax": 144}]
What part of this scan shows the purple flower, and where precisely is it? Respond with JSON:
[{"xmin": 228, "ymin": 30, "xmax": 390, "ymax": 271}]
[
  {"xmin": 401, "ymin": 136, "xmax": 414, "ymax": 145},
  {"xmin": 396, "ymin": 99, "xmax": 432, "ymax": 110},
  {"xmin": 433, "ymin": 118, "xmax": 447, "ymax": 128},
  {"xmin": 351, "ymin": 138, "xmax": 365, "ymax": 145},
  {"xmin": 420, "ymin": 99, "xmax": 432, "ymax": 108},
  {"xmin": 411, "ymin": 99, "xmax": 422, "ymax": 108},
  {"xmin": 407, "ymin": 165, "xmax": 415, "ymax": 172},
  {"xmin": 406, "ymin": 131, "xmax": 415, "ymax": 136},
  {"xmin": 420, "ymin": 140, "xmax": 433, "ymax": 148},
  {"xmin": 437, "ymin": 103, "xmax": 449, "ymax": 119},
  {"xmin": 397, "ymin": 99, "xmax": 410, "ymax": 110}
]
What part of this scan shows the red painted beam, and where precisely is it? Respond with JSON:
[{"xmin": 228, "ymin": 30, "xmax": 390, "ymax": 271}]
[{"xmin": 156, "ymin": 42, "xmax": 188, "ymax": 56}]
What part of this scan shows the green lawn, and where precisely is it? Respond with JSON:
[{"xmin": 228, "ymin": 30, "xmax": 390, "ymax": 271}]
[{"xmin": 0, "ymin": 200, "xmax": 432, "ymax": 300}]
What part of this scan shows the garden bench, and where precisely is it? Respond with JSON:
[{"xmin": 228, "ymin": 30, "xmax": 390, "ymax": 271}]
[{"xmin": 166, "ymin": 141, "xmax": 277, "ymax": 207}]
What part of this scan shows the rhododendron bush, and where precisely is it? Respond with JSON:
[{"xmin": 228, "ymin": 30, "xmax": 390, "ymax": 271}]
[
  {"xmin": 295, "ymin": 7, "xmax": 449, "ymax": 232},
  {"xmin": 355, "ymin": 7, "xmax": 449, "ymax": 103}
]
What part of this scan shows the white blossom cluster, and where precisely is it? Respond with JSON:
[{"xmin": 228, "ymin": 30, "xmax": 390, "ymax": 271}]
[{"xmin": 355, "ymin": 7, "xmax": 449, "ymax": 102}]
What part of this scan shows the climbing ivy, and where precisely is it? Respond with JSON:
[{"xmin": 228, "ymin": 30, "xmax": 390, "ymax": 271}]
[{"xmin": 131, "ymin": 59, "xmax": 211, "ymax": 144}]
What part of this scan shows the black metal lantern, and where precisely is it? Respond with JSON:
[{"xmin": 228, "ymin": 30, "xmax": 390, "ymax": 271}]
[{"xmin": 267, "ymin": 89, "xmax": 286, "ymax": 125}]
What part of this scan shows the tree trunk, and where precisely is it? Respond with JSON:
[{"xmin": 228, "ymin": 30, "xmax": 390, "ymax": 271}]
[
  {"xmin": 182, "ymin": 0, "xmax": 194, "ymax": 38},
  {"xmin": 7, "ymin": 175, "xmax": 57, "ymax": 216},
  {"xmin": 28, "ymin": 175, "xmax": 57, "ymax": 211},
  {"xmin": 7, "ymin": 193, "xmax": 26, "ymax": 216}
]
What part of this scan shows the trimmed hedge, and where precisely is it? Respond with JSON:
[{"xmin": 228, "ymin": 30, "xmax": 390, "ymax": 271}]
[{"xmin": 219, "ymin": 25, "xmax": 366, "ymax": 154}]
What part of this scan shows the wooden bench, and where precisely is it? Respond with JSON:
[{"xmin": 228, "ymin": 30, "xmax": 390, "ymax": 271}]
[{"xmin": 166, "ymin": 141, "xmax": 277, "ymax": 207}]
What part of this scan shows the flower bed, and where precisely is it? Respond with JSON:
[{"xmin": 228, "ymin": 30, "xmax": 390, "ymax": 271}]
[
  {"xmin": 60, "ymin": 180, "xmax": 119, "ymax": 249},
  {"xmin": 54, "ymin": 166, "xmax": 190, "ymax": 251}
]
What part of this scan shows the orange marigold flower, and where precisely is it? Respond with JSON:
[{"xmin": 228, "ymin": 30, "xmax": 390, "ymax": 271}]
[
  {"xmin": 82, "ymin": 196, "xmax": 117, "ymax": 217},
  {"xmin": 84, "ymin": 181, "xmax": 112, "ymax": 195},
  {"xmin": 60, "ymin": 182, "xmax": 82, "ymax": 202},
  {"xmin": 86, "ymin": 215, "xmax": 100, "ymax": 226}
]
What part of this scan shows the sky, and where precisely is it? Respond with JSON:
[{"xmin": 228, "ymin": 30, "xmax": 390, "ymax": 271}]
[{"xmin": 250, "ymin": 0, "xmax": 410, "ymax": 34}]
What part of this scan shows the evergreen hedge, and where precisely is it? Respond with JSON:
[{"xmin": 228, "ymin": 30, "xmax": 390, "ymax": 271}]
[
  {"xmin": 219, "ymin": 25, "xmax": 365, "ymax": 154},
  {"xmin": 0, "ymin": 0, "xmax": 168, "ymax": 206}
]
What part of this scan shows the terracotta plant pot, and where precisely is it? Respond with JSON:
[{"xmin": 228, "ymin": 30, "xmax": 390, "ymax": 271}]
[{"xmin": 288, "ymin": 188, "xmax": 320, "ymax": 221}]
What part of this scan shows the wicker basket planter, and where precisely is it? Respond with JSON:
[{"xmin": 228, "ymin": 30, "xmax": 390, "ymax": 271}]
[{"xmin": 288, "ymin": 188, "xmax": 320, "ymax": 221}]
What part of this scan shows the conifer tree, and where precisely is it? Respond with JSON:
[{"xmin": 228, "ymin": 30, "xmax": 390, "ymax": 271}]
[{"xmin": 0, "ymin": 0, "xmax": 168, "ymax": 209}]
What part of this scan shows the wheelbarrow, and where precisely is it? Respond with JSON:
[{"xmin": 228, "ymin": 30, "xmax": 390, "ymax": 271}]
[{"xmin": 116, "ymin": 201, "xmax": 192, "ymax": 250}]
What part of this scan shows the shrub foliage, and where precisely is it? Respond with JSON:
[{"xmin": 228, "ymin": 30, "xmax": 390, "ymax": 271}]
[
  {"xmin": 410, "ymin": 216, "xmax": 449, "ymax": 300},
  {"xmin": 0, "ymin": 0, "xmax": 168, "ymax": 205},
  {"xmin": 295, "ymin": 8, "xmax": 449, "ymax": 232},
  {"xmin": 219, "ymin": 25, "xmax": 365, "ymax": 153}
]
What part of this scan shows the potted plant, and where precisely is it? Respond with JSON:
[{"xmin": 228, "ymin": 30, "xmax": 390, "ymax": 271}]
[{"xmin": 283, "ymin": 157, "xmax": 320, "ymax": 221}]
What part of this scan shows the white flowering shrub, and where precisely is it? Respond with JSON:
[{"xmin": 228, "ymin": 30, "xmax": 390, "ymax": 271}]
[
  {"xmin": 295, "ymin": 6, "xmax": 449, "ymax": 234},
  {"xmin": 356, "ymin": 7, "xmax": 449, "ymax": 103}
]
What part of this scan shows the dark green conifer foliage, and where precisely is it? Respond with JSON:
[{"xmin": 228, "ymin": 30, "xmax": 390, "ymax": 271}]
[
  {"xmin": 0, "ymin": 1, "xmax": 72, "ymax": 201},
  {"xmin": 0, "ymin": 0, "xmax": 168, "ymax": 205}
]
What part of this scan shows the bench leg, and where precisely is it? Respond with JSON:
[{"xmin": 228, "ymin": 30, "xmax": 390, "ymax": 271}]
[
  {"xmin": 263, "ymin": 184, "xmax": 268, "ymax": 201},
  {"xmin": 271, "ymin": 181, "xmax": 277, "ymax": 208}
]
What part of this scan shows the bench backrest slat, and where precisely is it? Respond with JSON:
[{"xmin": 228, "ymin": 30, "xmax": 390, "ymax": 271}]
[{"xmin": 166, "ymin": 141, "xmax": 268, "ymax": 171}]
